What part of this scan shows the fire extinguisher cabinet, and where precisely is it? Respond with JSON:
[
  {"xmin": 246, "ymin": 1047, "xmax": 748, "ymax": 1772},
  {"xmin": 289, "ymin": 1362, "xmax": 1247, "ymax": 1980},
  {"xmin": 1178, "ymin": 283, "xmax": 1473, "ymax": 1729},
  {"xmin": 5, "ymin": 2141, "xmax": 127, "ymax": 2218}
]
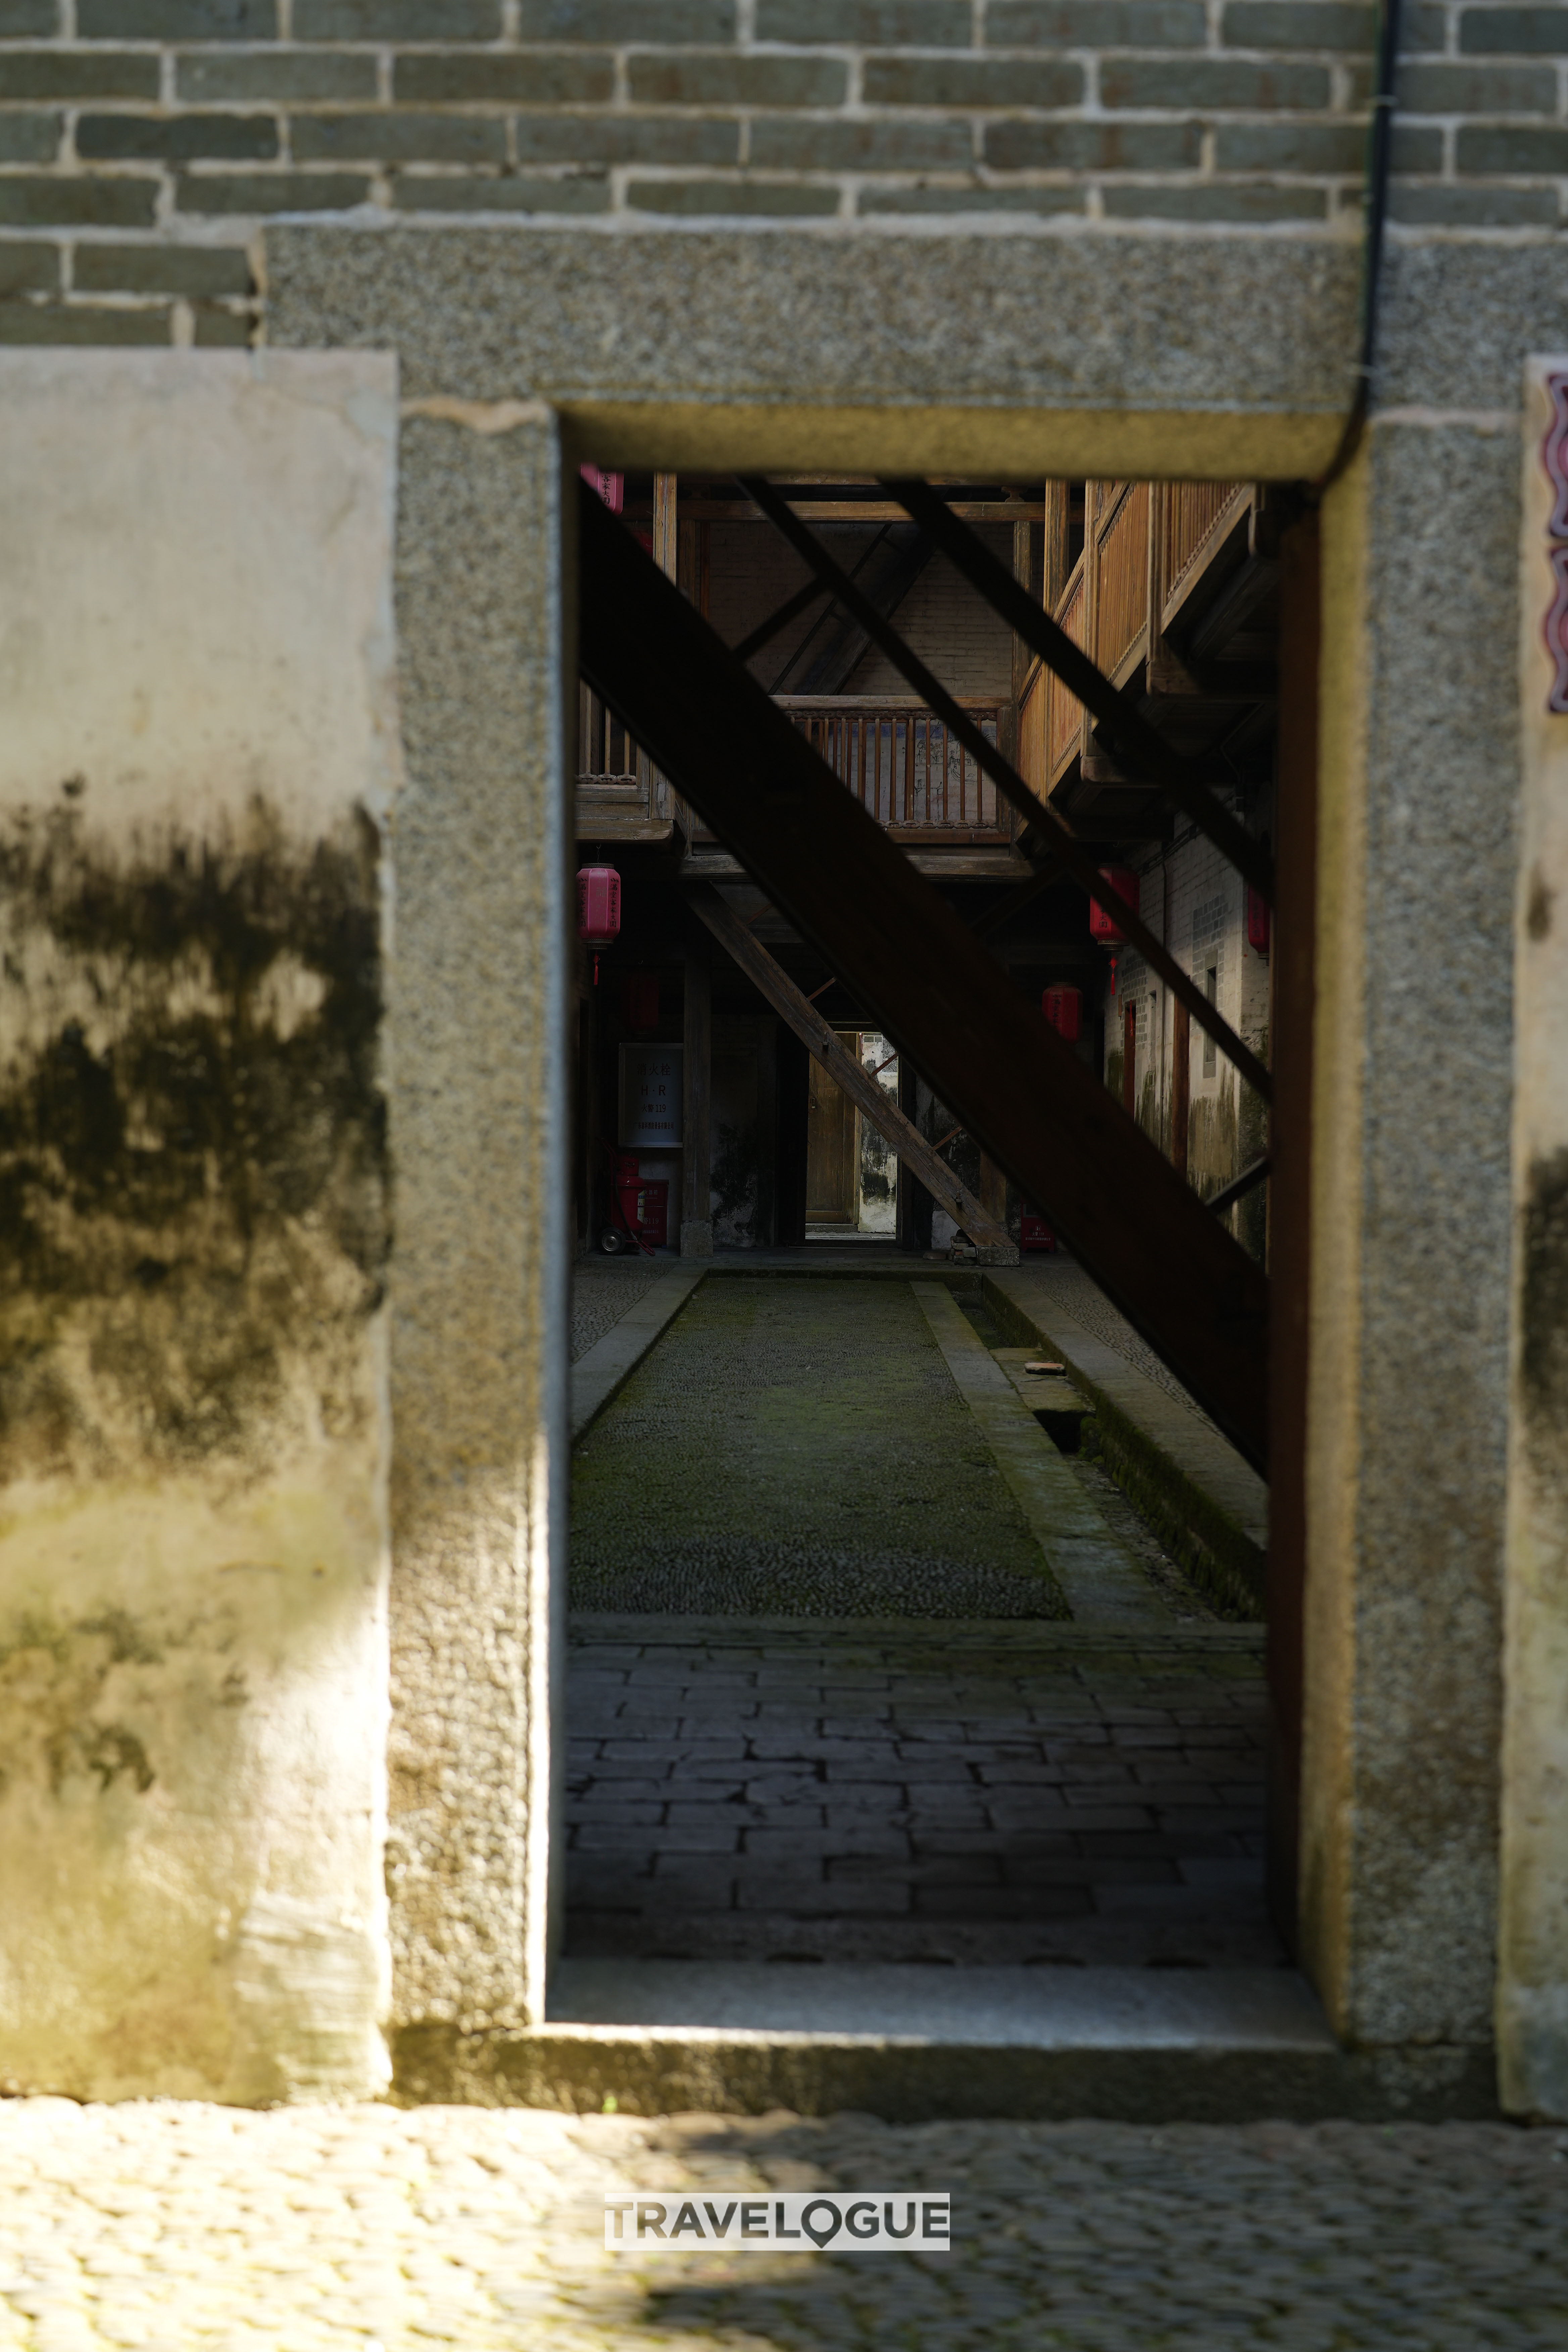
[{"xmin": 1042, "ymin": 983, "xmax": 1083, "ymax": 1042}]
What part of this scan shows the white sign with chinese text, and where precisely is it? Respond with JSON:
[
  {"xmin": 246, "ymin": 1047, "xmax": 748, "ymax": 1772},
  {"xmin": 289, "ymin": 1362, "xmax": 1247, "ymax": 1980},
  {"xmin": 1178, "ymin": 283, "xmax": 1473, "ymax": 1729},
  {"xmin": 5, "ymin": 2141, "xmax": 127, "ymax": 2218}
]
[{"xmin": 620, "ymin": 1044, "xmax": 682, "ymax": 1148}]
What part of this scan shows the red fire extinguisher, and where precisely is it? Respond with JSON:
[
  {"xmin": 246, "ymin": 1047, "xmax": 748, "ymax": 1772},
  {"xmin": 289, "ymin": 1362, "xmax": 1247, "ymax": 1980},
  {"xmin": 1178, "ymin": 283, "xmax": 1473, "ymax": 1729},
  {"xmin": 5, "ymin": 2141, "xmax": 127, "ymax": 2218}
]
[
  {"xmin": 1042, "ymin": 983, "xmax": 1083, "ymax": 1042},
  {"xmin": 577, "ymin": 864, "xmax": 621, "ymax": 984}
]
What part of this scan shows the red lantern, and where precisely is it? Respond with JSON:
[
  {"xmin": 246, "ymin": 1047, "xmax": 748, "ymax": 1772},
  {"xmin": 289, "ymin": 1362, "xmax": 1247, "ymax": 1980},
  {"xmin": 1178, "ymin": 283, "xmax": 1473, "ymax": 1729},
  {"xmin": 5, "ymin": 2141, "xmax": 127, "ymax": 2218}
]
[
  {"xmin": 577, "ymin": 863, "xmax": 621, "ymax": 983},
  {"xmin": 622, "ymin": 971, "xmax": 659, "ymax": 1032},
  {"xmin": 1042, "ymin": 984, "xmax": 1082, "ymax": 1042},
  {"xmin": 1089, "ymin": 866, "xmax": 1140, "ymax": 944},
  {"xmin": 1246, "ymin": 886, "xmax": 1271, "ymax": 958},
  {"xmin": 580, "ymin": 464, "xmax": 624, "ymax": 513}
]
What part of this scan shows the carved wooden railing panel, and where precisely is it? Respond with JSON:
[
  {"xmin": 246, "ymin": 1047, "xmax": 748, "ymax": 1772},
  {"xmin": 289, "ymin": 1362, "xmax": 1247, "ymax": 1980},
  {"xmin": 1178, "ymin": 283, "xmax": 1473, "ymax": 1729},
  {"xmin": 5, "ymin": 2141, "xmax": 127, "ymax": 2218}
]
[
  {"xmin": 576, "ymin": 682, "xmax": 673, "ymax": 837},
  {"xmin": 1096, "ymin": 479, "xmax": 1150, "ymax": 683},
  {"xmin": 1018, "ymin": 654, "xmax": 1048, "ymax": 807},
  {"xmin": 1043, "ymin": 560, "xmax": 1088, "ymax": 785},
  {"xmin": 776, "ymin": 696, "xmax": 1011, "ymax": 843}
]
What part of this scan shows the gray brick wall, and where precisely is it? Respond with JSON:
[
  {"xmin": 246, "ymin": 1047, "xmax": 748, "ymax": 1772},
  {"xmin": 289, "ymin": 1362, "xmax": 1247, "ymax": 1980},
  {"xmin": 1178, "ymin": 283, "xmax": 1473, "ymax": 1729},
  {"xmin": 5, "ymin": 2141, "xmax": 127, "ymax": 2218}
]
[{"xmin": 0, "ymin": 2, "xmax": 1563, "ymax": 343}]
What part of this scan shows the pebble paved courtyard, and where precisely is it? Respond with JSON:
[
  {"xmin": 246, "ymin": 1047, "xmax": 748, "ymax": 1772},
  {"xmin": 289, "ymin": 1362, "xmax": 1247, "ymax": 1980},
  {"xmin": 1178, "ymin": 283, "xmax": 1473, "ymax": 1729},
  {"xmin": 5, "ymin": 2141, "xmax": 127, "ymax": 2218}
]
[{"xmin": 0, "ymin": 2100, "xmax": 1564, "ymax": 2350}]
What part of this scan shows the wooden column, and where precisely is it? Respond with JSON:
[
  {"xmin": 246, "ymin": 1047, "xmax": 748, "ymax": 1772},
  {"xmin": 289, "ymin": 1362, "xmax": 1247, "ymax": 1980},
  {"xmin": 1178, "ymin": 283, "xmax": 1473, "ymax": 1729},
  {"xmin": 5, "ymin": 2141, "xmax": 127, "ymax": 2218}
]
[
  {"xmin": 1042, "ymin": 479, "xmax": 1070, "ymax": 612},
  {"xmin": 979, "ymin": 1149, "xmax": 1008, "ymax": 1235},
  {"xmin": 1122, "ymin": 997, "xmax": 1137, "ymax": 1117},
  {"xmin": 653, "ymin": 472, "xmax": 678, "ymax": 581},
  {"xmin": 1001, "ymin": 517, "xmax": 1033, "ymax": 772},
  {"xmin": 681, "ymin": 943, "xmax": 713, "ymax": 1258},
  {"xmin": 896, "ymin": 1059, "xmax": 931, "ymax": 1255},
  {"xmin": 654, "ymin": 475, "xmax": 686, "ymax": 842},
  {"xmin": 1265, "ymin": 508, "xmax": 1321, "ymax": 1956},
  {"xmin": 1170, "ymin": 997, "xmax": 1191, "ymax": 1181}
]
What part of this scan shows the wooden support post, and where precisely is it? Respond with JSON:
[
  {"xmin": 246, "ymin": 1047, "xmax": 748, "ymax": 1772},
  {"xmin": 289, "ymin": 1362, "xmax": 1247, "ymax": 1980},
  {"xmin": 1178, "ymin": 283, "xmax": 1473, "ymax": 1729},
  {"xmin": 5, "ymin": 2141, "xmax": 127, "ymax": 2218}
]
[
  {"xmin": 1171, "ymin": 996, "xmax": 1191, "ymax": 1181},
  {"xmin": 654, "ymin": 473, "xmax": 687, "ymax": 842},
  {"xmin": 1003, "ymin": 517, "xmax": 1032, "ymax": 772},
  {"xmin": 687, "ymin": 884, "xmax": 1016, "ymax": 1259},
  {"xmin": 653, "ymin": 472, "xmax": 678, "ymax": 582},
  {"xmin": 1122, "ymin": 997, "xmax": 1137, "ymax": 1118},
  {"xmin": 896, "ymin": 1057, "xmax": 932, "ymax": 1255},
  {"xmin": 681, "ymin": 942, "xmax": 713, "ymax": 1258},
  {"xmin": 1265, "ymin": 508, "xmax": 1321, "ymax": 1955},
  {"xmin": 979, "ymin": 1148, "xmax": 1008, "ymax": 1236},
  {"xmin": 1043, "ymin": 480, "xmax": 1070, "ymax": 614}
]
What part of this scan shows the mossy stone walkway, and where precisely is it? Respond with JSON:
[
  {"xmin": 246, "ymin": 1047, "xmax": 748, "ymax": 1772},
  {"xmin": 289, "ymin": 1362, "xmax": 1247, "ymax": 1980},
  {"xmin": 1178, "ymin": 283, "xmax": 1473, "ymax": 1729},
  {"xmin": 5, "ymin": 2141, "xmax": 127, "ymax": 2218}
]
[{"xmin": 570, "ymin": 1276, "xmax": 1068, "ymax": 1618}]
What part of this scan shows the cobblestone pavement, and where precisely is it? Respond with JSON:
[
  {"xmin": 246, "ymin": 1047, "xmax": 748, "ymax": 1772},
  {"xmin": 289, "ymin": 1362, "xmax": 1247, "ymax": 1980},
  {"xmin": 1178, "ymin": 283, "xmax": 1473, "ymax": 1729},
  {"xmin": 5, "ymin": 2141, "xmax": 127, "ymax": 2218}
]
[
  {"xmin": 570, "ymin": 1278, "xmax": 1071, "ymax": 1619},
  {"xmin": 572, "ymin": 1260, "xmax": 672, "ymax": 1365},
  {"xmin": 565, "ymin": 1623, "xmax": 1276, "ymax": 1967},
  {"xmin": 1, "ymin": 2099, "xmax": 1564, "ymax": 2350}
]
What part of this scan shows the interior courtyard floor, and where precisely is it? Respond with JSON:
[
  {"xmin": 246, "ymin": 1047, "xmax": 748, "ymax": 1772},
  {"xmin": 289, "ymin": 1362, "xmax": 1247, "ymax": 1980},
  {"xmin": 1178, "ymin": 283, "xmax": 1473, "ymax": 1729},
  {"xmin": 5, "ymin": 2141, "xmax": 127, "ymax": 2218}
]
[{"xmin": 567, "ymin": 1268, "xmax": 1275, "ymax": 1972}]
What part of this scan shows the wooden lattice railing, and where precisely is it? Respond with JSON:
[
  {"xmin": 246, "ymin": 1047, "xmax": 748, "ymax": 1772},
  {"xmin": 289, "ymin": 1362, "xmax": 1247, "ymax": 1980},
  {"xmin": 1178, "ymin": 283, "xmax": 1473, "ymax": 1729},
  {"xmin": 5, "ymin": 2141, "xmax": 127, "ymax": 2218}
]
[{"xmin": 774, "ymin": 696, "xmax": 1011, "ymax": 844}]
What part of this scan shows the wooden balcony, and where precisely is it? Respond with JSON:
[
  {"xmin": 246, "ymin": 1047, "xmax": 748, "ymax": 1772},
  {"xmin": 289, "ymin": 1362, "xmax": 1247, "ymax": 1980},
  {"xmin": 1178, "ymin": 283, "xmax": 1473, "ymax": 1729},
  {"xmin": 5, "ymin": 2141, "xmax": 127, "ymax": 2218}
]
[
  {"xmin": 1020, "ymin": 478, "xmax": 1276, "ymax": 823},
  {"xmin": 776, "ymin": 697, "xmax": 1012, "ymax": 846},
  {"xmin": 577, "ymin": 688, "xmax": 1022, "ymax": 872},
  {"xmin": 575, "ymin": 684, "xmax": 672, "ymax": 841}
]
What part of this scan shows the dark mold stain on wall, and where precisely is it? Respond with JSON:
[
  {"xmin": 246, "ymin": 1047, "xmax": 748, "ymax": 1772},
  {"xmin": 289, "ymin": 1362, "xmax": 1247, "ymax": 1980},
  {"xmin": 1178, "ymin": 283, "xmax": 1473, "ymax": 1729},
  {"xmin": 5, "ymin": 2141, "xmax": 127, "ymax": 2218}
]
[
  {"xmin": 0, "ymin": 796, "xmax": 389, "ymax": 1483},
  {"xmin": 1522, "ymin": 1144, "xmax": 1568, "ymax": 1496}
]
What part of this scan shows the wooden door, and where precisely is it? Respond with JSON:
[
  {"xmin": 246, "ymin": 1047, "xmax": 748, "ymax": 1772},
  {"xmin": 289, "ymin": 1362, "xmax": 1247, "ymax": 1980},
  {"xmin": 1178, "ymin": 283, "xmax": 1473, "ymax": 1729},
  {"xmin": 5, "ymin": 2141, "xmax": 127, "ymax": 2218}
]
[{"xmin": 806, "ymin": 1045, "xmax": 858, "ymax": 1223}]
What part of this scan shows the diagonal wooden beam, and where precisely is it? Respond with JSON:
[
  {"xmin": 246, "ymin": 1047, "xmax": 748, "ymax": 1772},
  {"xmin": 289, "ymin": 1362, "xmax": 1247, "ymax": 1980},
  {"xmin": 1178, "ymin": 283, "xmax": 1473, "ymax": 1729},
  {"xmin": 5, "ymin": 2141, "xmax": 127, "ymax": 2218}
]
[
  {"xmin": 686, "ymin": 882, "xmax": 1015, "ymax": 1258},
  {"xmin": 738, "ymin": 474, "xmax": 1271, "ymax": 1104},
  {"xmin": 576, "ymin": 478, "xmax": 1269, "ymax": 1471}
]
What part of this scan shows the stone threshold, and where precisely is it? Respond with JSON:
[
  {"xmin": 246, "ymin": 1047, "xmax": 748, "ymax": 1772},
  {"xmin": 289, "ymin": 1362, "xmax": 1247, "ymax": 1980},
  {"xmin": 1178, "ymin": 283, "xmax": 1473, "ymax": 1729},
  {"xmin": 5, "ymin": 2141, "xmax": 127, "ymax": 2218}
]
[{"xmin": 391, "ymin": 1960, "xmax": 1497, "ymax": 2124}]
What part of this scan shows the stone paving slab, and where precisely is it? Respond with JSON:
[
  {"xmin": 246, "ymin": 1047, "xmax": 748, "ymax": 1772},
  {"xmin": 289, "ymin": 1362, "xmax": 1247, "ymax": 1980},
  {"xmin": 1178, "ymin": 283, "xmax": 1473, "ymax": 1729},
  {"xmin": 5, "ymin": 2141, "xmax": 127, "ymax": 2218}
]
[
  {"xmin": 571, "ymin": 1266, "xmax": 708, "ymax": 1440},
  {"xmin": 571, "ymin": 1259, "xmax": 677, "ymax": 1365},
  {"xmin": 565, "ymin": 1620, "xmax": 1276, "ymax": 1969},
  {"xmin": 548, "ymin": 1960, "xmax": 1332, "ymax": 2047},
  {"xmin": 0, "ymin": 2099, "xmax": 1564, "ymax": 2349}
]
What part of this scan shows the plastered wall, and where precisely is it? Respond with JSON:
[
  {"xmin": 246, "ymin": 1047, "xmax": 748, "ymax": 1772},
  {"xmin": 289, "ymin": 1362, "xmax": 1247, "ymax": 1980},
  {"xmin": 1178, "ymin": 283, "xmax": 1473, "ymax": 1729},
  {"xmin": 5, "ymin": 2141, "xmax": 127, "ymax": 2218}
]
[{"xmin": 0, "ymin": 350, "xmax": 399, "ymax": 2102}]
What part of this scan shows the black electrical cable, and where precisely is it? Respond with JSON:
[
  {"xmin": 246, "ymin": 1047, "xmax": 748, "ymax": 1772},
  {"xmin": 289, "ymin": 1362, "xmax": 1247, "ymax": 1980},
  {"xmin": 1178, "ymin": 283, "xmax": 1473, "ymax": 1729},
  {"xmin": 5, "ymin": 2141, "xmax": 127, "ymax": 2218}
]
[{"xmin": 1314, "ymin": 0, "xmax": 1403, "ymax": 495}]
